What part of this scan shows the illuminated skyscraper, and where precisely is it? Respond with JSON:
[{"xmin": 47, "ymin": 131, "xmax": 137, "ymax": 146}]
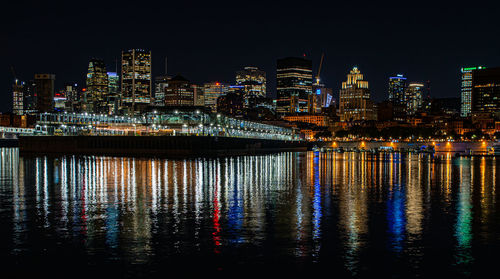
[
  {"xmin": 405, "ymin": 82, "xmax": 424, "ymax": 115},
  {"xmin": 461, "ymin": 66, "xmax": 485, "ymax": 117},
  {"xmin": 276, "ymin": 57, "xmax": 313, "ymax": 114},
  {"xmin": 388, "ymin": 74, "xmax": 407, "ymax": 105},
  {"xmin": 23, "ymin": 80, "xmax": 37, "ymax": 115},
  {"xmin": 86, "ymin": 59, "xmax": 109, "ymax": 113},
  {"xmin": 204, "ymin": 82, "xmax": 229, "ymax": 112},
  {"xmin": 471, "ymin": 67, "xmax": 500, "ymax": 114},
  {"xmin": 339, "ymin": 67, "xmax": 375, "ymax": 122},
  {"xmin": 12, "ymin": 80, "xmax": 24, "ymax": 115},
  {"xmin": 107, "ymin": 72, "xmax": 120, "ymax": 113},
  {"xmin": 34, "ymin": 74, "xmax": 55, "ymax": 113},
  {"xmin": 235, "ymin": 66, "xmax": 266, "ymax": 107},
  {"xmin": 121, "ymin": 49, "xmax": 152, "ymax": 114}
]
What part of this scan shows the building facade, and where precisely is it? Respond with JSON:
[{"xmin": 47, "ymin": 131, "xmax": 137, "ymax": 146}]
[
  {"xmin": 461, "ymin": 66, "xmax": 485, "ymax": 117},
  {"xmin": 339, "ymin": 67, "xmax": 375, "ymax": 122},
  {"xmin": 204, "ymin": 82, "xmax": 229, "ymax": 112},
  {"xmin": 235, "ymin": 66, "xmax": 266, "ymax": 107},
  {"xmin": 471, "ymin": 67, "xmax": 500, "ymax": 115},
  {"xmin": 121, "ymin": 49, "xmax": 152, "ymax": 114},
  {"xmin": 86, "ymin": 59, "xmax": 109, "ymax": 113},
  {"xmin": 276, "ymin": 57, "xmax": 313, "ymax": 114},
  {"xmin": 405, "ymin": 82, "xmax": 424, "ymax": 115},
  {"xmin": 34, "ymin": 74, "xmax": 55, "ymax": 113},
  {"xmin": 164, "ymin": 75, "xmax": 195, "ymax": 107},
  {"xmin": 12, "ymin": 80, "xmax": 24, "ymax": 115},
  {"xmin": 154, "ymin": 75, "xmax": 171, "ymax": 106}
]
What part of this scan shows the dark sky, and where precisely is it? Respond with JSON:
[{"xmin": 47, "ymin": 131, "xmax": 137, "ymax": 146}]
[{"xmin": 2, "ymin": 1, "xmax": 500, "ymax": 112}]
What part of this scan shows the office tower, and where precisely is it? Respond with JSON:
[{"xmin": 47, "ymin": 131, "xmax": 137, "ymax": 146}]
[
  {"xmin": 276, "ymin": 57, "xmax": 313, "ymax": 114},
  {"xmin": 62, "ymin": 83, "xmax": 79, "ymax": 112},
  {"xmin": 107, "ymin": 72, "xmax": 120, "ymax": 113},
  {"xmin": 388, "ymin": 74, "xmax": 407, "ymax": 104},
  {"xmin": 235, "ymin": 66, "xmax": 266, "ymax": 107},
  {"xmin": 121, "ymin": 49, "xmax": 152, "ymax": 114},
  {"xmin": 217, "ymin": 93, "xmax": 244, "ymax": 117},
  {"xmin": 405, "ymin": 82, "xmax": 424, "ymax": 115},
  {"xmin": 339, "ymin": 67, "xmax": 375, "ymax": 122},
  {"xmin": 34, "ymin": 74, "xmax": 55, "ymax": 113},
  {"xmin": 164, "ymin": 75, "xmax": 195, "ymax": 106},
  {"xmin": 154, "ymin": 75, "xmax": 170, "ymax": 106},
  {"xmin": 471, "ymin": 67, "xmax": 500, "ymax": 114},
  {"xmin": 86, "ymin": 59, "xmax": 109, "ymax": 113},
  {"xmin": 22, "ymin": 80, "xmax": 37, "ymax": 115},
  {"xmin": 12, "ymin": 80, "xmax": 24, "ymax": 115},
  {"xmin": 461, "ymin": 66, "xmax": 485, "ymax": 117},
  {"xmin": 204, "ymin": 82, "xmax": 229, "ymax": 112}
]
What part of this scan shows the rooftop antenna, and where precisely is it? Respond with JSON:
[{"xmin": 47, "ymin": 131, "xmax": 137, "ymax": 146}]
[{"xmin": 165, "ymin": 56, "xmax": 168, "ymax": 75}]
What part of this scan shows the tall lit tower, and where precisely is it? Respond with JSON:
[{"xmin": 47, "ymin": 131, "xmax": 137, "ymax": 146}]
[
  {"xmin": 12, "ymin": 79, "xmax": 24, "ymax": 115},
  {"xmin": 235, "ymin": 66, "xmax": 266, "ymax": 107},
  {"xmin": 276, "ymin": 57, "xmax": 313, "ymax": 114},
  {"xmin": 405, "ymin": 82, "xmax": 424, "ymax": 115},
  {"xmin": 461, "ymin": 66, "xmax": 485, "ymax": 117},
  {"xmin": 339, "ymin": 67, "xmax": 375, "ymax": 122},
  {"xmin": 121, "ymin": 49, "xmax": 152, "ymax": 114},
  {"xmin": 86, "ymin": 58, "xmax": 109, "ymax": 113}
]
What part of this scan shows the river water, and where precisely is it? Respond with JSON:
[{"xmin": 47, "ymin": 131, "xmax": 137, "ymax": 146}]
[{"xmin": 0, "ymin": 148, "xmax": 499, "ymax": 278}]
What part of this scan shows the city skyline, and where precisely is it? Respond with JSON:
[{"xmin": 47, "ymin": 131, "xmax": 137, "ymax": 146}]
[{"xmin": 3, "ymin": 2, "xmax": 500, "ymax": 112}]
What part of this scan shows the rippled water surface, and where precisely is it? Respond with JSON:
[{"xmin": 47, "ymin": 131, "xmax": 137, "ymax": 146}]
[{"xmin": 0, "ymin": 148, "xmax": 499, "ymax": 278}]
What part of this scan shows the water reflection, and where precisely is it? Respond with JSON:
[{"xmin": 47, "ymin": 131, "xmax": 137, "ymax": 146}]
[{"xmin": 0, "ymin": 148, "xmax": 499, "ymax": 276}]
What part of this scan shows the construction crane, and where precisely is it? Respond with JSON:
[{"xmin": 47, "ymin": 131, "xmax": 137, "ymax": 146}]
[
  {"xmin": 315, "ymin": 53, "xmax": 325, "ymax": 85},
  {"xmin": 11, "ymin": 65, "xmax": 19, "ymax": 85}
]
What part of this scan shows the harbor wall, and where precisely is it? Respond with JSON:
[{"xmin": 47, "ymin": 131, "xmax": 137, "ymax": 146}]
[{"xmin": 19, "ymin": 136, "xmax": 307, "ymax": 157}]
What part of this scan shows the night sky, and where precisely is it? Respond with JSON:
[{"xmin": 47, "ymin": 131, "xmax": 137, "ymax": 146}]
[{"xmin": 2, "ymin": 1, "xmax": 500, "ymax": 113}]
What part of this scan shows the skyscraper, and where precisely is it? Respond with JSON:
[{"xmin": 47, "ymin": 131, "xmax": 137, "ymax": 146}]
[
  {"xmin": 461, "ymin": 66, "xmax": 485, "ymax": 117},
  {"xmin": 339, "ymin": 67, "xmax": 375, "ymax": 122},
  {"xmin": 34, "ymin": 74, "xmax": 55, "ymax": 113},
  {"xmin": 471, "ymin": 67, "xmax": 500, "ymax": 114},
  {"xmin": 235, "ymin": 66, "xmax": 266, "ymax": 107},
  {"xmin": 12, "ymin": 80, "xmax": 24, "ymax": 115},
  {"xmin": 86, "ymin": 59, "xmax": 109, "ymax": 113},
  {"xmin": 405, "ymin": 82, "xmax": 424, "ymax": 115},
  {"xmin": 204, "ymin": 82, "xmax": 229, "ymax": 112},
  {"xmin": 276, "ymin": 57, "xmax": 313, "ymax": 114},
  {"xmin": 107, "ymin": 72, "xmax": 120, "ymax": 113},
  {"xmin": 23, "ymin": 80, "xmax": 37, "ymax": 115},
  {"xmin": 388, "ymin": 74, "xmax": 407, "ymax": 104},
  {"xmin": 121, "ymin": 49, "xmax": 152, "ymax": 114}
]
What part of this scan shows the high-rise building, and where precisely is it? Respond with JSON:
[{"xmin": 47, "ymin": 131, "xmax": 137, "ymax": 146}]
[
  {"xmin": 121, "ymin": 49, "xmax": 152, "ymax": 114},
  {"xmin": 86, "ymin": 59, "xmax": 109, "ymax": 113},
  {"xmin": 23, "ymin": 80, "xmax": 37, "ymax": 115},
  {"xmin": 12, "ymin": 80, "xmax": 24, "ymax": 115},
  {"xmin": 388, "ymin": 74, "xmax": 407, "ymax": 104},
  {"xmin": 461, "ymin": 66, "xmax": 485, "ymax": 117},
  {"xmin": 164, "ymin": 75, "xmax": 195, "ymax": 107},
  {"xmin": 471, "ymin": 67, "xmax": 500, "ymax": 114},
  {"xmin": 405, "ymin": 82, "xmax": 424, "ymax": 115},
  {"xmin": 34, "ymin": 74, "xmax": 55, "ymax": 113},
  {"xmin": 339, "ymin": 67, "xmax": 375, "ymax": 122},
  {"xmin": 107, "ymin": 72, "xmax": 120, "ymax": 113},
  {"xmin": 154, "ymin": 75, "xmax": 171, "ymax": 106},
  {"xmin": 276, "ymin": 57, "xmax": 313, "ymax": 114},
  {"xmin": 235, "ymin": 66, "xmax": 266, "ymax": 107},
  {"xmin": 62, "ymin": 83, "xmax": 79, "ymax": 112},
  {"xmin": 204, "ymin": 82, "xmax": 229, "ymax": 112}
]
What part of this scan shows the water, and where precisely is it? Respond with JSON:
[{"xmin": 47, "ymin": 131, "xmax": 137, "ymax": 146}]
[{"xmin": 0, "ymin": 148, "xmax": 499, "ymax": 278}]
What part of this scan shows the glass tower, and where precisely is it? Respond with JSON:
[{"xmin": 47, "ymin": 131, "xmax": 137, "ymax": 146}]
[{"xmin": 276, "ymin": 57, "xmax": 313, "ymax": 114}]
